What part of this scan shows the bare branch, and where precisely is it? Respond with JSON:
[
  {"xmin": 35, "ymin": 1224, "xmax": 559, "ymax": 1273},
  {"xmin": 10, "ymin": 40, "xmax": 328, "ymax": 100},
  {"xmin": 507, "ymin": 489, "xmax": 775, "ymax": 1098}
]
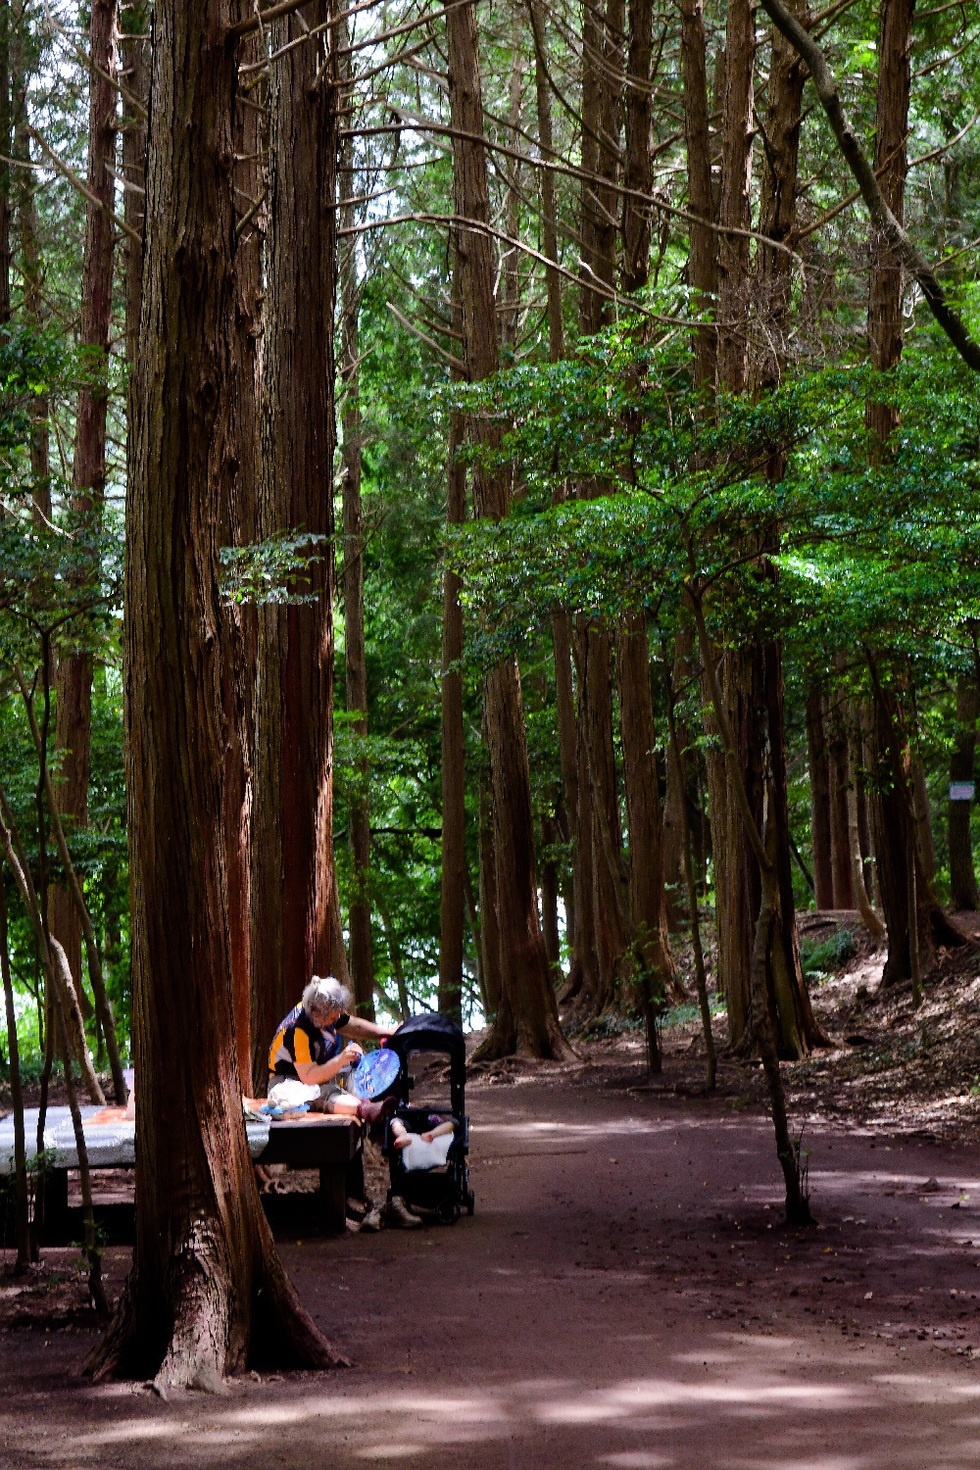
[
  {"xmin": 26, "ymin": 125, "xmax": 142, "ymax": 245},
  {"xmin": 758, "ymin": 0, "xmax": 980, "ymax": 373}
]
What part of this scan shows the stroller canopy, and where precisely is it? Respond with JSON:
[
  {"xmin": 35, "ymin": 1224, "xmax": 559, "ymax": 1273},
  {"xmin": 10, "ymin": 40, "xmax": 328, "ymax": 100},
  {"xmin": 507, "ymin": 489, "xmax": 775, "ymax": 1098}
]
[{"xmin": 389, "ymin": 1012, "xmax": 465, "ymax": 1068}]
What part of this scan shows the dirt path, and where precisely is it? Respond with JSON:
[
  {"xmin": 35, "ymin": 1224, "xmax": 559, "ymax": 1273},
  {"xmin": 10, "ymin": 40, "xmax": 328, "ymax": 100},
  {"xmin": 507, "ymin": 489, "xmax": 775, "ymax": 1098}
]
[{"xmin": 3, "ymin": 1075, "xmax": 980, "ymax": 1469}]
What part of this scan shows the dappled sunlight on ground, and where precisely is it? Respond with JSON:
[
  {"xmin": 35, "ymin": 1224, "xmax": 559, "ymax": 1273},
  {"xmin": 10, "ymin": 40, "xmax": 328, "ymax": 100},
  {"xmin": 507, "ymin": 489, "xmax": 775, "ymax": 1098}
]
[
  {"xmin": 6, "ymin": 1351, "xmax": 980, "ymax": 1470},
  {"xmin": 3, "ymin": 1081, "xmax": 980, "ymax": 1469}
]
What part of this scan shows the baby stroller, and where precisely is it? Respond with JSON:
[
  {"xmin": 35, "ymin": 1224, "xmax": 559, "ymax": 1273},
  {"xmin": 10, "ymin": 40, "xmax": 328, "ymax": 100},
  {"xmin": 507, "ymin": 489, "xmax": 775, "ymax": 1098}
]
[{"xmin": 382, "ymin": 1012, "xmax": 474, "ymax": 1225}]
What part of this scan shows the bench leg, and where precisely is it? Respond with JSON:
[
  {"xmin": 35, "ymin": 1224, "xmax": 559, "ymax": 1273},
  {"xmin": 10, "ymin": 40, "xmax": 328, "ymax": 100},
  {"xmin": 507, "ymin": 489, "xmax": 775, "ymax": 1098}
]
[
  {"xmin": 41, "ymin": 1169, "xmax": 69, "ymax": 1243},
  {"xmin": 345, "ymin": 1151, "xmax": 365, "ymax": 1203},
  {"xmin": 318, "ymin": 1165, "xmax": 347, "ymax": 1234}
]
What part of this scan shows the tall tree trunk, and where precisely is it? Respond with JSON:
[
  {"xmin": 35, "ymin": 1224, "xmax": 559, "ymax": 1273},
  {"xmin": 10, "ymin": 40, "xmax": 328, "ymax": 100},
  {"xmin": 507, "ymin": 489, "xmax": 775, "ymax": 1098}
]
[
  {"xmin": 680, "ymin": 0, "xmax": 716, "ymax": 390},
  {"xmin": 805, "ymin": 689, "xmax": 834, "ymax": 908},
  {"xmin": 618, "ymin": 616, "xmax": 678, "ymax": 1031},
  {"xmin": 339, "ymin": 50, "xmax": 374, "ymax": 1023},
  {"xmin": 826, "ymin": 693, "xmax": 854, "ymax": 908},
  {"xmin": 621, "ymin": 0, "xmax": 652, "ymax": 294},
  {"xmin": 949, "ymin": 674, "xmax": 979, "ymax": 910},
  {"xmin": 868, "ymin": 667, "xmax": 965, "ymax": 985},
  {"xmin": 716, "ymin": 0, "xmax": 753, "ymax": 395},
  {"xmin": 85, "ymin": 0, "xmax": 339, "ymax": 1386},
  {"xmin": 439, "ymin": 385, "xmax": 466, "ymax": 1026},
  {"xmin": 478, "ymin": 777, "xmax": 503, "ymax": 1019},
  {"xmin": 0, "ymin": 877, "xmax": 30, "ymax": 1269},
  {"xmin": 447, "ymin": 0, "xmax": 565, "ymax": 1059},
  {"xmin": 120, "ymin": 6, "xmax": 149, "ymax": 371},
  {"xmin": 52, "ymin": 0, "xmax": 118, "ymax": 1079},
  {"xmin": 251, "ymin": 0, "xmax": 339, "ymax": 1083},
  {"xmin": 0, "ymin": 0, "xmax": 11, "ymax": 327}
]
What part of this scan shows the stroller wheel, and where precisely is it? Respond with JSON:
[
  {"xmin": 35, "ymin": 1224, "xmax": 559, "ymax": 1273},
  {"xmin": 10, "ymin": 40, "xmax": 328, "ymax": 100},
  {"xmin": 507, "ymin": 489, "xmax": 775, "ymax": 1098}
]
[{"xmin": 435, "ymin": 1199, "xmax": 461, "ymax": 1226}]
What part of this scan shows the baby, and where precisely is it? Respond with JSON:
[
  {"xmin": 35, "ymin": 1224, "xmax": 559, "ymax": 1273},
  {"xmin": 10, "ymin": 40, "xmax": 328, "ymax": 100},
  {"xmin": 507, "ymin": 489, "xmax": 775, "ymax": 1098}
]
[{"xmin": 390, "ymin": 1117, "xmax": 455, "ymax": 1171}]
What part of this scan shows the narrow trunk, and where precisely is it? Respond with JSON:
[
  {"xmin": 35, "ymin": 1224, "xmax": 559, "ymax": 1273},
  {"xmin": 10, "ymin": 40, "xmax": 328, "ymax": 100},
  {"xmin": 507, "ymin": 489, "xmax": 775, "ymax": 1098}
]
[
  {"xmin": 618, "ymin": 615, "xmax": 677, "ymax": 1060},
  {"xmin": 86, "ymin": 0, "xmax": 338, "ymax": 1385},
  {"xmin": 439, "ymin": 397, "xmax": 467, "ymax": 1026},
  {"xmin": 52, "ymin": 0, "xmax": 118, "ymax": 1040},
  {"xmin": 805, "ymin": 689, "xmax": 834, "ymax": 908},
  {"xmin": 948, "ymin": 675, "xmax": 979, "ymax": 910},
  {"xmin": 662, "ymin": 619, "xmax": 696, "ymax": 927},
  {"xmin": 478, "ymin": 778, "xmax": 502, "ymax": 1017},
  {"xmin": 339, "ymin": 54, "xmax": 374, "ymax": 1022},
  {"xmin": 680, "ymin": 0, "xmax": 716, "ymax": 389},
  {"xmin": 621, "ymin": 0, "xmax": 653, "ymax": 294},
  {"xmin": 827, "ymin": 694, "xmax": 854, "ymax": 908},
  {"xmin": 252, "ymin": 0, "xmax": 339, "ymax": 1083},
  {"xmin": 846, "ymin": 725, "xmax": 886, "ymax": 944},
  {"xmin": 716, "ymin": 0, "xmax": 754, "ymax": 394},
  {"xmin": 447, "ymin": 0, "xmax": 565, "ymax": 1059},
  {"xmin": 0, "ymin": 877, "xmax": 30, "ymax": 1269}
]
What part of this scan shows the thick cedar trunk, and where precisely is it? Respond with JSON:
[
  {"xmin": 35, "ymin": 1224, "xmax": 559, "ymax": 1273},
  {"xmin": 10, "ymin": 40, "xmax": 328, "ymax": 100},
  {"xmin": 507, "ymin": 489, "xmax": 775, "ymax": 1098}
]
[
  {"xmin": 618, "ymin": 616, "xmax": 679, "ymax": 1020},
  {"xmin": 805, "ymin": 690, "xmax": 834, "ymax": 909},
  {"xmin": 251, "ymin": 1, "xmax": 339, "ymax": 1085},
  {"xmin": 913, "ymin": 758, "xmax": 936, "ymax": 882},
  {"xmin": 87, "ymin": 0, "xmax": 339, "ymax": 1386},
  {"xmin": 339, "ymin": 68, "xmax": 374, "ymax": 1023},
  {"xmin": 439, "ymin": 396, "xmax": 466, "ymax": 1026},
  {"xmin": 582, "ymin": 626, "xmax": 629, "ymax": 1012},
  {"xmin": 447, "ymin": 0, "xmax": 565, "ymax": 1059},
  {"xmin": 680, "ymin": 0, "xmax": 716, "ymax": 390},
  {"xmin": 52, "ymin": 0, "xmax": 118, "ymax": 1086},
  {"xmin": 949, "ymin": 675, "xmax": 979, "ymax": 910},
  {"xmin": 539, "ymin": 811, "xmax": 562, "ymax": 972}
]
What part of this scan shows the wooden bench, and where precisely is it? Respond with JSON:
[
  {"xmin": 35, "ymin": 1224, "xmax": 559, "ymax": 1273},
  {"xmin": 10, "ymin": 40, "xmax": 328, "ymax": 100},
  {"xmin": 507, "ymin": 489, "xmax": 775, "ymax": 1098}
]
[
  {"xmin": 0, "ymin": 1107, "xmax": 364, "ymax": 1240},
  {"xmin": 259, "ymin": 1114, "xmax": 364, "ymax": 1233}
]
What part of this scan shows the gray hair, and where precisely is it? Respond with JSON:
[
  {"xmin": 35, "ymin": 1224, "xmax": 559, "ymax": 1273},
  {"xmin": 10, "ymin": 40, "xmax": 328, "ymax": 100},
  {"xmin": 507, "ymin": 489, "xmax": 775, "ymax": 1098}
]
[{"xmin": 302, "ymin": 975, "xmax": 351, "ymax": 1021}]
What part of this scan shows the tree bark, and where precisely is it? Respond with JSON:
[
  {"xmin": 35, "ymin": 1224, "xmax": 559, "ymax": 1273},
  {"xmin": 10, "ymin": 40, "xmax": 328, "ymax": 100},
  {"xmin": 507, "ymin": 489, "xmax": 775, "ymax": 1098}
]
[
  {"xmin": 680, "ymin": 0, "xmax": 716, "ymax": 390},
  {"xmin": 621, "ymin": 0, "xmax": 652, "ymax": 294},
  {"xmin": 439, "ymin": 389, "xmax": 466, "ymax": 1026},
  {"xmin": 0, "ymin": 876, "xmax": 31, "ymax": 1269},
  {"xmin": 868, "ymin": 668, "xmax": 967, "ymax": 985},
  {"xmin": 805, "ymin": 689, "xmax": 834, "ymax": 909},
  {"xmin": 447, "ymin": 0, "xmax": 565, "ymax": 1059},
  {"xmin": 251, "ymin": 0, "xmax": 339, "ymax": 1085},
  {"xmin": 618, "ymin": 615, "xmax": 679, "ymax": 1027},
  {"xmin": 86, "ymin": 0, "xmax": 340, "ymax": 1385},
  {"xmin": 949, "ymin": 675, "xmax": 979, "ymax": 910},
  {"xmin": 716, "ymin": 0, "xmax": 754, "ymax": 394},
  {"xmin": 826, "ymin": 692, "xmax": 854, "ymax": 908}
]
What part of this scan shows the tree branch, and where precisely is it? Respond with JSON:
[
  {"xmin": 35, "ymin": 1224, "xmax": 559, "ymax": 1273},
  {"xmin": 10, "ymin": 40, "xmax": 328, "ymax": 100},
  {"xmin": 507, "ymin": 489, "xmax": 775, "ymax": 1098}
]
[{"xmin": 757, "ymin": 0, "xmax": 980, "ymax": 373}]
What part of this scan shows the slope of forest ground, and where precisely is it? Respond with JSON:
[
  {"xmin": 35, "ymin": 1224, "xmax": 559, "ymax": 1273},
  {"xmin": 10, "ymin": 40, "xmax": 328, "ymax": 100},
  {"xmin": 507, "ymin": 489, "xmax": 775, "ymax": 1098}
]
[{"xmin": 3, "ymin": 918, "xmax": 980, "ymax": 1467}]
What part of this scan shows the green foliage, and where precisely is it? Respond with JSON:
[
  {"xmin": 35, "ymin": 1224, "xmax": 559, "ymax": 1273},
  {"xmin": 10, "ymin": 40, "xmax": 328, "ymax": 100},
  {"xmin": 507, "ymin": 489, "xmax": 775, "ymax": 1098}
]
[{"xmin": 799, "ymin": 927, "xmax": 857, "ymax": 980}]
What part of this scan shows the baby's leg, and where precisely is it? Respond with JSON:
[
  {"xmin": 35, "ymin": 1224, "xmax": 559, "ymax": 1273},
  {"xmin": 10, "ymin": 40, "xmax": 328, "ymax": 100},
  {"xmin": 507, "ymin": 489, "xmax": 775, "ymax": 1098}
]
[
  {"xmin": 420, "ymin": 1119, "xmax": 455, "ymax": 1143},
  {"xmin": 390, "ymin": 1118, "xmax": 413, "ymax": 1149}
]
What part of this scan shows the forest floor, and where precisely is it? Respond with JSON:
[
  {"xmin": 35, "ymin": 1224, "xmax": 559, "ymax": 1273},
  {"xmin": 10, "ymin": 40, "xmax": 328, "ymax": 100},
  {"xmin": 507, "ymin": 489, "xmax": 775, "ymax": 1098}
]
[{"xmin": 3, "ymin": 912, "xmax": 980, "ymax": 1468}]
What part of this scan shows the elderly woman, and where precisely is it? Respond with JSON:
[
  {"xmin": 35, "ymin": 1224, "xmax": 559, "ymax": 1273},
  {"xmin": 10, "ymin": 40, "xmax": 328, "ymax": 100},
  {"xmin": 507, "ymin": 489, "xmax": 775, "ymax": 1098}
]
[{"xmin": 267, "ymin": 975, "xmax": 396, "ymax": 1122}]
